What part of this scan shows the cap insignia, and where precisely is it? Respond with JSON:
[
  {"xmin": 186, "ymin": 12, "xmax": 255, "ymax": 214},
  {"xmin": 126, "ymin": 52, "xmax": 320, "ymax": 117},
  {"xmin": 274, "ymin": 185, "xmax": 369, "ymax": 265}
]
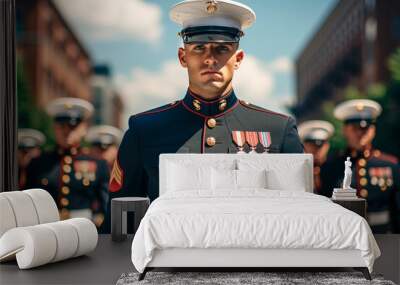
[{"xmin": 206, "ymin": 0, "xmax": 218, "ymax": 14}]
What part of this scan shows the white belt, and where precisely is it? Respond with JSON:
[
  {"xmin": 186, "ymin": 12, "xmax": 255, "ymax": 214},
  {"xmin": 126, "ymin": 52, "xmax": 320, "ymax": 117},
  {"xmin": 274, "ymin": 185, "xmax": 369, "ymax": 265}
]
[
  {"xmin": 69, "ymin": 209, "xmax": 92, "ymax": 219},
  {"xmin": 368, "ymin": 210, "xmax": 390, "ymax": 226}
]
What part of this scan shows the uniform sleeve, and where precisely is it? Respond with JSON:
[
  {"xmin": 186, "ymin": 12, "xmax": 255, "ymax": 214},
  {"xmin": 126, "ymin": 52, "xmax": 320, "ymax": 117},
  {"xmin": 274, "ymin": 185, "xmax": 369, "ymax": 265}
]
[
  {"xmin": 101, "ymin": 116, "xmax": 146, "ymax": 233},
  {"xmin": 319, "ymin": 156, "xmax": 341, "ymax": 198},
  {"xmin": 109, "ymin": 116, "xmax": 146, "ymax": 198},
  {"xmin": 94, "ymin": 159, "xmax": 110, "ymax": 216},
  {"xmin": 281, "ymin": 116, "xmax": 304, "ymax": 153},
  {"xmin": 391, "ymin": 163, "xmax": 400, "ymax": 233},
  {"xmin": 24, "ymin": 158, "xmax": 39, "ymax": 190}
]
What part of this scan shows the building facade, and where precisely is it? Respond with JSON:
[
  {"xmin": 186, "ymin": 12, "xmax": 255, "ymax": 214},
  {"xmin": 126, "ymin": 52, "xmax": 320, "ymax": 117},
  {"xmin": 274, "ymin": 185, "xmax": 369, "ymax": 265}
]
[
  {"xmin": 293, "ymin": 0, "xmax": 400, "ymax": 121},
  {"xmin": 16, "ymin": 0, "xmax": 92, "ymax": 108},
  {"xmin": 92, "ymin": 64, "xmax": 123, "ymax": 128}
]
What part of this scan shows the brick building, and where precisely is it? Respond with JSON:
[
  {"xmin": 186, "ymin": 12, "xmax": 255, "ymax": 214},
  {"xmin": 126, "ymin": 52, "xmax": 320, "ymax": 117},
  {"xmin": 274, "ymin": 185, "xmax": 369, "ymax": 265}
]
[
  {"xmin": 293, "ymin": 0, "xmax": 400, "ymax": 121},
  {"xmin": 92, "ymin": 64, "xmax": 124, "ymax": 128},
  {"xmin": 16, "ymin": 0, "xmax": 92, "ymax": 108}
]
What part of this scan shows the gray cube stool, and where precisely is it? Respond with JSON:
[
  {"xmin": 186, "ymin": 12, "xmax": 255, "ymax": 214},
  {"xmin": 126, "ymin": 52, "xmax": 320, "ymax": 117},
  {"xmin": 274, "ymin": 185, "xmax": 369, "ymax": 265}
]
[{"xmin": 111, "ymin": 197, "xmax": 150, "ymax": 242}]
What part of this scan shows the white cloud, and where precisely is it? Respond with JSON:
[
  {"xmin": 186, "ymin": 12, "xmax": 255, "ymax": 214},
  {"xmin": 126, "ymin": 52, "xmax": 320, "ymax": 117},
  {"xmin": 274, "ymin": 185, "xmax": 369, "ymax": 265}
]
[
  {"xmin": 54, "ymin": 0, "xmax": 162, "ymax": 44},
  {"xmin": 233, "ymin": 54, "xmax": 274, "ymax": 107},
  {"xmin": 114, "ymin": 59, "xmax": 187, "ymax": 124},
  {"xmin": 115, "ymin": 54, "xmax": 294, "ymax": 128},
  {"xmin": 268, "ymin": 57, "xmax": 294, "ymax": 74}
]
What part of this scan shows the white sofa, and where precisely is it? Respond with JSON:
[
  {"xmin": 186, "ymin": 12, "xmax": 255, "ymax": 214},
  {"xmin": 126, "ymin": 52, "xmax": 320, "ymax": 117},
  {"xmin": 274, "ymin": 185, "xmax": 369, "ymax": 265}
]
[{"xmin": 0, "ymin": 189, "xmax": 97, "ymax": 269}]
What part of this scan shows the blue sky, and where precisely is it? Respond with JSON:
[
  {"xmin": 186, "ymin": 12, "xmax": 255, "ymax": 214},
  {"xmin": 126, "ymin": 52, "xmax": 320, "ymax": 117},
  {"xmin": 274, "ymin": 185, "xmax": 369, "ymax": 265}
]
[{"xmin": 56, "ymin": 0, "xmax": 337, "ymax": 125}]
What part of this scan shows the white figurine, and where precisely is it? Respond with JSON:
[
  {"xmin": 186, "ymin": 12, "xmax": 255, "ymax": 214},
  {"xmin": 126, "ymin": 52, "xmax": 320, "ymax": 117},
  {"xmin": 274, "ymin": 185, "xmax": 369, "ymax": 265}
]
[
  {"xmin": 342, "ymin": 157, "xmax": 353, "ymax": 190},
  {"xmin": 332, "ymin": 157, "xmax": 357, "ymax": 199}
]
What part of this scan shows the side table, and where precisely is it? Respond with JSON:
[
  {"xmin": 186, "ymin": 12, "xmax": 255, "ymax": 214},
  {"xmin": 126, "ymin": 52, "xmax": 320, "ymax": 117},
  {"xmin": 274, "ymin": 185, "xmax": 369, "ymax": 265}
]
[
  {"xmin": 111, "ymin": 197, "xmax": 150, "ymax": 242},
  {"xmin": 331, "ymin": 198, "xmax": 367, "ymax": 219}
]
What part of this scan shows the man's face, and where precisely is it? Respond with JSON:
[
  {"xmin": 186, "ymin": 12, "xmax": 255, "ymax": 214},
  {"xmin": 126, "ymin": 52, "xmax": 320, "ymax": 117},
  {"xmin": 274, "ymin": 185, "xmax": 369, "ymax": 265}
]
[
  {"xmin": 18, "ymin": 147, "xmax": 41, "ymax": 167},
  {"xmin": 303, "ymin": 141, "xmax": 330, "ymax": 165},
  {"xmin": 178, "ymin": 42, "xmax": 244, "ymax": 95},
  {"xmin": 343, "ymin": 124, "xmax": 376, "ymax": 151},
  {"xmin": 54, "ymin": 121, "xmax": 87, "ymax": 149},
  {"xmin": 91, "ymin": 145, "xmax": 118, "ymax": 167}
]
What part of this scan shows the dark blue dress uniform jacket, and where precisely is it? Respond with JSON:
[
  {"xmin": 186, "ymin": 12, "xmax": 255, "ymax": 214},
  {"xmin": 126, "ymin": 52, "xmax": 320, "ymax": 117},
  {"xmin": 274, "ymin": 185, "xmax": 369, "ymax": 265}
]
[
  {"xmin": 320, "ymin": 148, "xmax": 400, "ymax": 233},
  {"xmin": 25, "ymin": 148, "xmax": 110, "ymax": 220},
  {"xmin": 103, "ymin": 90, "xmax": 304, "ymax": 232}
]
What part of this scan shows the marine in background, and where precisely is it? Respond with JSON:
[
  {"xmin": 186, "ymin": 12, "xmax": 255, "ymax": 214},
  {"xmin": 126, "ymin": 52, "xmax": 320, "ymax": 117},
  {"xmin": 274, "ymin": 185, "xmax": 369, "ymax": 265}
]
[
  {"xmin": 17, "ymin": 128, "xmax": 46, "ymax": 189},
  {"xmin": 25, "ymin": 97, "xmax": 109, "ymax": 229},
  {"xmin": 322, "ymin": 99, "xmax": 399, "ymax": 233},
  {"xmin": 85, "ymin": 125, "xmax": 123, "ymax": 169},
  {"xmin": 298, "ymin": 120, "xmax": 334, "ymax": 194}
]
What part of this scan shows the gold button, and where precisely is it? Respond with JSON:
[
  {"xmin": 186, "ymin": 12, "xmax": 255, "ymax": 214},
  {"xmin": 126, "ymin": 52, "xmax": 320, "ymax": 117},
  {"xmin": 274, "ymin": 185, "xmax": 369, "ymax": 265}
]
[
  {"xmin": 360, "ymin": 178, "xmax": 368, "ymax": 186},
  {"xmin": 358, "ymin": 159, "xmax": 366, "ymax": 167},
  {"xmin": 83, "ymin": 178, "xmax": 90, "ymax": 186},
  {"xmin": 193, "ymin": 99, "xmax": 201, "ymax": 111},
  {"xmin": 41, "ymin": 178, "xmax": 48, "ymax": 186},
  {"xmin": 207, "ymin": 118, "xmax": 217, "ymax": 128},
  {"xmin": 62, "ymin": 175, "xmax": 70, "ymax": 184},
  {"xmin": 71, "ymin": 147, "xmax": 78, "ymax": 155},
  {"xmin": 218, "ymin": 99, "xmax": 227, "ymax": 111},
  {"xmin": 75, "ymin": 172, "xmax": 82, "ymax": 180},
  {"xmin": 358, "ymin": 168, "xmax": 366, "ymax": 176},
  {"xmin": 61, "ymin": 186, "xmax": 70, "ymax": 195},
  {"xmin": 360, "ymin": 189, "xmax": 368, "ymax": 198},
  {"xmin": 206, "ymin": 136, "xmax": 216, "ymax": 147},
  {"xmin": 60, "ymin": 198, "xmax": 69, "ymax": 206},
  {"xmin": 64, "ymin": 156, "xmax": 72, "ymax": 164},
  {"xmin": 63, "ymin": 165, "xmax": 72, "ymax": 173},
  {"xmin": 364, "ymin": 150, "xmax": 370, "ymax": 158}
]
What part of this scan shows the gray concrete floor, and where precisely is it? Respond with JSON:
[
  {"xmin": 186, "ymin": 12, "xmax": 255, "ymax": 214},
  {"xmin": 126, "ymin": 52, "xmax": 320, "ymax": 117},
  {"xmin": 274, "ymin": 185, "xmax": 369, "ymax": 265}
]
[
  {"xmin": 0, "ymin": 234, "xmax": 399, "ymax": 285},
  {"xmin": 0, "ymin": 235, "xmax": 135, "ymax": 285},
  {"xmin": 373, "ymin": 234, "xmax": 400, "ymax": 284}
]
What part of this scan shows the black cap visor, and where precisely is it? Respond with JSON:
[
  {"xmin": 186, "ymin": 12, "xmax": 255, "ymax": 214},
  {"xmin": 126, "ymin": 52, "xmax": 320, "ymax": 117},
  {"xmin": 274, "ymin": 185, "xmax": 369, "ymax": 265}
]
[
  {"xmin": 180, "ymin": 26, "xmax": 243, "ymax": 44},
  {"xmin": 54, "ymin": 115, "xmax": 83, "ymax": 127},
  {"xmin": 344, "ymin": 118, "xmax": 375, "ymax": 129},
  {"xmin": 304, "ymin": 138, "xmax": 326, "ymax": 147},
  {"xmin": 93, "ymin": 142, "xmax": 113, "ymax": 150}
]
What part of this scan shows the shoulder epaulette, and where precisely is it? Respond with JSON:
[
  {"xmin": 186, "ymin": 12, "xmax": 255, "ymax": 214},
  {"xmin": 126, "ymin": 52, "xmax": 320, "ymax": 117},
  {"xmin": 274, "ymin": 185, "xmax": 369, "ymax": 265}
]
[
  {"xmin": 239, "ymin": 100, "xmax": 289, "ymax": 119},
  {"xmin": 134, "ymin": 100, "xmax": 181, "ymax": 118},
  {"xmin": 373, "ymin": 150, "xmax": 399, "ymax": 164}
]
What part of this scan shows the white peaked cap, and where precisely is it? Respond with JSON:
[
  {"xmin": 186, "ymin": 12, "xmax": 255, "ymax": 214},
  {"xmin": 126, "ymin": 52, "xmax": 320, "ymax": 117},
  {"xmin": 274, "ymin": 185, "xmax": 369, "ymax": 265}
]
[
  {"xmin": 298, "ymin": 120, "xmax": 334, "ymax": 142},
  {"xmin": 170, "ymin": 0, "xmax": 256, "ymax": 30},
  {"xmin": 334, "ymin": 99, "xmax": 382, "ymax": 122}
]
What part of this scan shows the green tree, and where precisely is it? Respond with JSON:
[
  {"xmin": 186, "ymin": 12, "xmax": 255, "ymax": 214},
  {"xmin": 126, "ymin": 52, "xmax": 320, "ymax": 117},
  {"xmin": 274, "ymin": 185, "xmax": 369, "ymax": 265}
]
[
  {"xmin": 321, "ymin": 48, "xmax": 400, "ymax": 157},
  {"xmin": 17, "ymin": 56, "xmax": 55, "ymax": 150},
  {"xmin": 388, "ymin": 48, "xmax": 400, "ymax": 81}
]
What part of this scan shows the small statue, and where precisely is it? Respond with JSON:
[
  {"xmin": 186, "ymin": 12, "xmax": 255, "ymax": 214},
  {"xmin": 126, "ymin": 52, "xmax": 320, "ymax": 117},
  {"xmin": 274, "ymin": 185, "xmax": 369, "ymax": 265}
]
[
  {"xmin": 342, "ymin": 157, "xmax": 353, "ymax": 190},
  {"xmin": 332, "ymin": 157, "xmax": 357, "ymax": 199}
]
